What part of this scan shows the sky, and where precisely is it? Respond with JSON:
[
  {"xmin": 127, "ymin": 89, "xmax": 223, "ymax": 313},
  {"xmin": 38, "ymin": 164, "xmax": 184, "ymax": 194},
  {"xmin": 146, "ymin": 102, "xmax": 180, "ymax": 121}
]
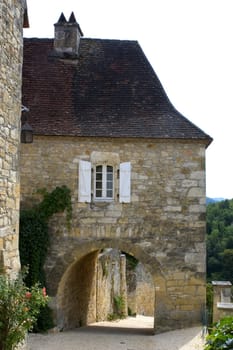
[{"xmin": 24, "ymin": 0, "xmax": 233, "ymax": 199}]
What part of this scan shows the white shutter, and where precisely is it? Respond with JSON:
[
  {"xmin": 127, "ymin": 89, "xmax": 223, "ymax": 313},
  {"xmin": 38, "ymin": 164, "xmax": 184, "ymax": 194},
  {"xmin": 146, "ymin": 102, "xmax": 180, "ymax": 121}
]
[
  {"xmin": 119, "ymin": 162, "xmax": 131, "ymax": 203},
  {"xmin": 78, "ymin": 160, "xmax": 91, "ymax": 202}
]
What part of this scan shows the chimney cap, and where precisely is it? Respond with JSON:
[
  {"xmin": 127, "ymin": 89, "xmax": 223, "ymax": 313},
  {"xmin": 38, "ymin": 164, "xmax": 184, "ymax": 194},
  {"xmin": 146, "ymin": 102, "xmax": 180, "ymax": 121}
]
[
  {"xmin": 68, "ymin": 12, "xmax": 84, "ymax": 36},
  {"xmin": 69, "ymin": 12, "xmax": 77, "ymax": 23},
  {"xmin": 55, "ymin": 12, "xmax": 67, "ymax": 25},
  {"xmin": 54, "ymin": 12, "xmax": 84, "ymax": 36}
]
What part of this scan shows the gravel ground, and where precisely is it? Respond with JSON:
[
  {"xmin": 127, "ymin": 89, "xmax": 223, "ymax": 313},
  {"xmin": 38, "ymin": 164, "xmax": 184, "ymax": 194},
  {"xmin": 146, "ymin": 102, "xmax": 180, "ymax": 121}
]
[{"xmin": 28, "ymin": 316, "xmax": 206, "ymax": 350}]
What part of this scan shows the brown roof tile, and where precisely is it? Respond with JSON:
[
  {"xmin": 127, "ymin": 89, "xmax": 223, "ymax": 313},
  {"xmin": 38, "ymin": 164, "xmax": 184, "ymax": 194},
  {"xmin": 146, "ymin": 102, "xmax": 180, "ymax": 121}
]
[{"xmin": 22, "ymin": 38, "xmax": 212, "ymax": 145}]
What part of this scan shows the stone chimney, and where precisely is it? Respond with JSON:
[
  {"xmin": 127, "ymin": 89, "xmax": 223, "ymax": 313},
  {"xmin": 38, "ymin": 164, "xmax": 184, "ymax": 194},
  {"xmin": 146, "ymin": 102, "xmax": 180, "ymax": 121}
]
[{"xmin": 54, "ymin": 12, "xmax": 83, "ymax": 58}]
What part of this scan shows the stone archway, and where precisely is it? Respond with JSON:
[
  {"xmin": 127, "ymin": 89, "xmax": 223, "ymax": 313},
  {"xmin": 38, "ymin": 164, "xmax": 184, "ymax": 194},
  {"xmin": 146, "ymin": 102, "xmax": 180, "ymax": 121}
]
[
  {"xmin": 45, "ymin": 238, "xmax": 163, "ymax": 332},
  {"xmin": 56, "ymin": 250, "xmax": 99, "ymax": 329},
  {"xmin": 45, "ymin": 233, "xmax": 206, "ymax": 333}
]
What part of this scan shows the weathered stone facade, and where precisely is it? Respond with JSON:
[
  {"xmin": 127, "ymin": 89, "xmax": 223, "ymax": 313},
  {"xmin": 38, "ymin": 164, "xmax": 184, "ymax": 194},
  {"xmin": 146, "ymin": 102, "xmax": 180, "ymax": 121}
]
[
  {"xmin": 20, "ymin": 135, "xmax": 207, "ymax": 332},
  {"xmin": 0, "ymin": 0, "xmax": 27, "ymax": 276},
  {"xmin": 127, "ymin": 261, "xmax": 155, "ymax": 316}
]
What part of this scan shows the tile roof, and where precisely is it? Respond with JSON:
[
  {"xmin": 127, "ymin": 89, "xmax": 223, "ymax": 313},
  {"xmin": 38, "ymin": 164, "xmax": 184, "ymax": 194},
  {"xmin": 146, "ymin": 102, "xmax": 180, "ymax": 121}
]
[{"xmin": 22, "ymin": 38, "xmax": 212, "ymax": 145}]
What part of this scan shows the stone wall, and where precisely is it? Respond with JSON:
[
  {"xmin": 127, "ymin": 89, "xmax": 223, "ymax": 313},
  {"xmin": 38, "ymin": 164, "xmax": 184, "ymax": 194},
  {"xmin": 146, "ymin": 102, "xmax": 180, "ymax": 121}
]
[
  {"xmin": 20, "ymin": 135, "xmax": 207, "ymax": 331},
  {"xmin": 0, "ymin": 0, "xmax": 26, "ymax": 276},
  {"xmin": 56, "ymin": 251, "xmax": 98, "ymax": 329},
  {"xmin": 127, "ymin": 260, "xmax": 155, "ymax": 316},
  {"xmin": 96, "ymin": 250, "xmax": 127, "ymax": 321}
]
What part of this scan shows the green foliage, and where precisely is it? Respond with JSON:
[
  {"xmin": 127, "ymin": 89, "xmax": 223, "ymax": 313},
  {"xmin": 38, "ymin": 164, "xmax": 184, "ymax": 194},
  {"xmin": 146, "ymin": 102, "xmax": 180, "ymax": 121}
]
[
  {"xmin": 107, "ymin": 313, "xmax": 118, "ymax": 321},
  {"xmin": 222, "ymin": 249, "xmax": 233, "ymax": 281},
  {"xmin": 20, "ymin": 210, "xmax": 49, "ymax": 287},
  {"xmin": 19, "ymin": 186, "xmax": 72, "ymax": 332},
  {"xmin": 206, "ymin": 283, "xmax": 213, "ymax": 326},
  {"xmin": 0, "ymin": 272, "xmax": 48, "ymax": 350},
  {"xmin": 128, "ymin": 307, "xmax": 136, "ymax": 317},
  {"xmin": 107, "ymin": 295, "xmax": 127, "ymax": 321},
  {"xmin": 124, "ymin": 252, "xmax": 138, "ymax": 270},
  {"xmin": 36, "ymin": 186, "xmax": 72, "ymax": 228},
  {"xmin": 205, "ymin": 317, "xmax": 233, "ymax": 350},
  {"xmin": 113, "ymin": 295, "xmax": 126, "ymax": 319},
  {"xmin": 207, "ymin": 199, "xmax": 233, "ymax": 283}
]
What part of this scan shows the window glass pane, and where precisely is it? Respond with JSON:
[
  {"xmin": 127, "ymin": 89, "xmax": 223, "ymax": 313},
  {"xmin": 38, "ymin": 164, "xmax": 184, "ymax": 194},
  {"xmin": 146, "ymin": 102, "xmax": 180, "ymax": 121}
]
[
  {"xmin": 96, "ymin": 182, "xmax": 102, "ymax": 189},
  {"xmin": 107, "ymin": 173, "xmax": 113, "ymax": 181},
  {"xmin": 107, "ymin": 181, "xmax": 113, "ymax": 190},
  {"xmin": 106, "ymin": 165, "xmax": 113, "ymax": 198},
  {"xmin": 107, "ymin": 190, "xmax": 113, "ymax": 197},
  {"xmin": 96, "ymin": 190, "xmax": 102, "ymax": 197},
  {"xmin": 96, "ymin": 173, "xmax": 102, "ymax": 181},
  {"xmin": 95, "ymin": 165, "xmax": 103, "ymax": 198},
  {"xmin": 96, "ymin": 165, "xmax": 102, "ymax": 172}
]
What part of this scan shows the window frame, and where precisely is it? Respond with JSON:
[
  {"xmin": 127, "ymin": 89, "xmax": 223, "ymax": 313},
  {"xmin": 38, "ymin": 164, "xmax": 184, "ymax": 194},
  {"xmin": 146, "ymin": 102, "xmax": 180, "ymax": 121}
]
[{"xmin": 93, "ymin": 164, "xmax": 114, "ymax": 201}]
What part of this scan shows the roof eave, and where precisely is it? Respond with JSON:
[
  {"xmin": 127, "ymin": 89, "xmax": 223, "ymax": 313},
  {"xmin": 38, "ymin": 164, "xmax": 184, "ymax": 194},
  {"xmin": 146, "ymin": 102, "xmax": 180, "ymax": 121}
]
[{"xmin": 31, "ymin": 132, "xmax": 213, "ymax": 146}]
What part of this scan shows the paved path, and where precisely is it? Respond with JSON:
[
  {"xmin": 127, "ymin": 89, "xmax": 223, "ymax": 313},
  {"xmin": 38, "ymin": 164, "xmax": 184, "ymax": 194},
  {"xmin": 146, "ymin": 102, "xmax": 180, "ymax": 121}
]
[{"xmin": 28, "ymin": 316, "xmax": 205, "ymax": 350}]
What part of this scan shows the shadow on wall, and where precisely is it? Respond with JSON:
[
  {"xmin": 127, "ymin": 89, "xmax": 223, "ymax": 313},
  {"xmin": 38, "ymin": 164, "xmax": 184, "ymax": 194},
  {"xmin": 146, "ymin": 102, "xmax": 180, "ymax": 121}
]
[{"xmin": 57, "ymin": 251, "xmax": 98, "ymax": 329}]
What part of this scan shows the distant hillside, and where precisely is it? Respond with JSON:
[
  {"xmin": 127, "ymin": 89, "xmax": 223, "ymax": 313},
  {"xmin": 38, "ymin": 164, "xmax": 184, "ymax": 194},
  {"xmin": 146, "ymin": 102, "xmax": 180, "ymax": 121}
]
[{"xmin": 206, "ymin": 197, "xmax": 225, "ymax": 204}]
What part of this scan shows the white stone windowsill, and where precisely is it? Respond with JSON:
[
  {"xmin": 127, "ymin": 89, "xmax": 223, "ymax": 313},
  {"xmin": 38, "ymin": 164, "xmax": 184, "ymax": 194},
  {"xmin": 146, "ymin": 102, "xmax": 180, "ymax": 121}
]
[{"xmin": 217, "ymin": 302, "xmax": 233, "ymax": 309}]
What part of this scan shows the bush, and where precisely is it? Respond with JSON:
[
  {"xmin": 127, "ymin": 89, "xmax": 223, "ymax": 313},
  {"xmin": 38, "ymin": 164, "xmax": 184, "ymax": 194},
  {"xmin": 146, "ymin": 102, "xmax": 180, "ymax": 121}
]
[
  {"xmin": 0, "ymin": 272, "xmax": 48, "ymax": 350},
  {"xmin": 205, "ymin": 316, "xmax": 233, "ymax": 350}
]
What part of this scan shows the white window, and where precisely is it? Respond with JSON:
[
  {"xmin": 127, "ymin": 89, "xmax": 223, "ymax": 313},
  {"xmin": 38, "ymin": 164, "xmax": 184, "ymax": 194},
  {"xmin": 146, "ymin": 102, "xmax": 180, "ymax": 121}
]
[
  {"xmin": 94, "ymin": 165, "xmax": 114, "ymax": 200},
  {"xmin": 78, "ymin": 160, "xmax": 131, "ymax": 203}
]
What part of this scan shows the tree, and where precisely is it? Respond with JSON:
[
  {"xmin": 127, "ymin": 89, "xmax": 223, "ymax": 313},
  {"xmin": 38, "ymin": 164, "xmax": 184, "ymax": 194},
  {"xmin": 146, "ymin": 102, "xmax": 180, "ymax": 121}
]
[{"xmin": 206, "ymin": 199, "xmax": 233, "ymax": 283}]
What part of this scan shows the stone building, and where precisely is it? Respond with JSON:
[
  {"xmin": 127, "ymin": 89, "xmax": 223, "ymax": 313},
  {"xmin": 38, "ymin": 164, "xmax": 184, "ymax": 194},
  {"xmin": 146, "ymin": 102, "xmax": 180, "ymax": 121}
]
[
  {"xmin": 0, "ymin": 0, "xmax": 28, "ymax": 276},
  {"xmin": 20, "ymin": 13, "xmax": 212, "ymax": 332},
  {"xmin": 212, "ymin": 281, "xmax": 233, "ymax": 323}
]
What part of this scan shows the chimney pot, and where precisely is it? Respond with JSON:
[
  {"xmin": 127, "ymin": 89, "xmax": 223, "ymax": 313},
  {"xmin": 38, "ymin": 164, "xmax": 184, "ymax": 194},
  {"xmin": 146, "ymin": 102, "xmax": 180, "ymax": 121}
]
[{"xmin": 53, "ymin": 12, "xmax": 83, "ymax": 58}]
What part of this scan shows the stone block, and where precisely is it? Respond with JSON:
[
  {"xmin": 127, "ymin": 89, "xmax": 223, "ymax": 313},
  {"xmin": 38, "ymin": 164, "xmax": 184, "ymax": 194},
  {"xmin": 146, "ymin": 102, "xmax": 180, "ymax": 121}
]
[
  {"xmin": 183, "ymin": 286, "xmax": 197, "ymax": 295},
  {"xmin": 188, "ymin": 188, "xmax": 203, "ymax": 197}
]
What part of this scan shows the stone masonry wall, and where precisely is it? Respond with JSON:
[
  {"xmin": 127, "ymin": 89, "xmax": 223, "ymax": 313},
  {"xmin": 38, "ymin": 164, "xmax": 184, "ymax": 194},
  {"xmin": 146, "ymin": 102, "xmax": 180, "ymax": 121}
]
[
  {"xmin": 56, "ymin": 251, "xmax": 98, "ymax": 329},
  {"xmin": 0, "ymin": 0, "xmax": 25, "ymax": 275},
  {"xmin": 96, "ymin": 249, "xmax": 127, "ymax": 321},
  {"xmin": 126, "ymin": 260, "xmax": 155, "ymax": 316},
  {"xmin": 135, "ymin": 263, "xmax": 155, "ymax": 316},
  {"xmin": 20, "ymin": 135, "xmax": 207, "ymax": 331}
]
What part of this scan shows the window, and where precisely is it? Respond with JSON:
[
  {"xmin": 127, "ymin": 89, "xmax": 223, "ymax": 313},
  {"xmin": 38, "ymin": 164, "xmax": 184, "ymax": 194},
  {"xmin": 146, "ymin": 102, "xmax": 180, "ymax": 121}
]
[
  {"xmin": 95, "ymin": 165, "xmax": 114, "ymax": 200},
  {"xmin": 78, "ymin": 160, "xmax": 131, "ymax": 203}
]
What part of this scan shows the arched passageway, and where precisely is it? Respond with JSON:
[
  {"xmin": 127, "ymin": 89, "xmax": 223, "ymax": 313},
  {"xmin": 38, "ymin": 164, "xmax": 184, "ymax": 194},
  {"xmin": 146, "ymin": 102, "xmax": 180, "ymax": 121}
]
[
  {"xmin": 46, "ymin": 239, "xmax": 162, "ymax": 332},
  {"xmin": 45, "ymin": 234, "xmax": 206, "ymax": 333}
]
